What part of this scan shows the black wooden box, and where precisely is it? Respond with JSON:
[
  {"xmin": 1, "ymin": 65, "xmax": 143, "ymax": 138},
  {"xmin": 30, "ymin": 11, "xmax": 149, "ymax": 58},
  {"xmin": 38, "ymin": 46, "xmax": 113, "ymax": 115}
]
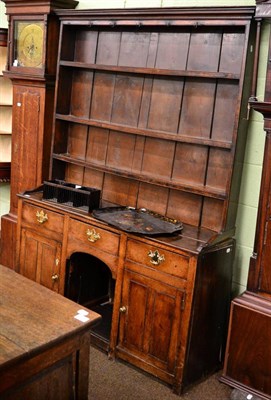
[{"xmin": 43, "ymin": 180, "xmax": 100, "ymax": 212}]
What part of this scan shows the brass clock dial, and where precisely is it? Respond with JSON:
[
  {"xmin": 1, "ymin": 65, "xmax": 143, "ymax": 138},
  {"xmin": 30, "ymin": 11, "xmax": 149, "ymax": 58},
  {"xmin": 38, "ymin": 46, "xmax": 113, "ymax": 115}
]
[{"xmin": 14, "ymin": 21, "xmax": 44, "ymax": 68}]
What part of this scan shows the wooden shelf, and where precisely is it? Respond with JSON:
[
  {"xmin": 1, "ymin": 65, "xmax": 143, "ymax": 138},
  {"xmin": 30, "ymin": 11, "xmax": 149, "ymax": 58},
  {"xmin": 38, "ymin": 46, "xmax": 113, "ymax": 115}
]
[
  {"xmin": 55, "ymin": 114, "xmax": 233, "ymax": 150},
  {"xmin": 0, "ymin": 162, "xmax": 11, "ymax": 182},
  {"xmin": 0, "ymin": 135, "xmax": 11, "ymax": 161},
  {"xmin": 0, "ymin": 30, "xmax": 12, "ymax": 165},
  {"xmin": 249, "ymin": 100, "xmax": 271, "ymax": 118},
  {"xmin": 59, "ymin": 60, "xmax": 240, "ymax": 80},
  {"xmin": 50, "ymin": 10, "xmax": 253, "ymax": 232},
  {"xmin": 0, "ymin": 106, "xmax": 12, "ymax": 137},
  {"xmin": 53, "ymin": 152, "xmax": 227, "ymax": 200}
]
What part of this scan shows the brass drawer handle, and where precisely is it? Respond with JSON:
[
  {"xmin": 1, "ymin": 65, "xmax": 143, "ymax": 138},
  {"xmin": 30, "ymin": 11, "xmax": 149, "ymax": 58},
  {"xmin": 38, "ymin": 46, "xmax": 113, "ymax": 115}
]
[
  {"xmin": 86, "ymin": 228, "xmax": 101, "ymax": 243},
  {"xmin": 148, "ymin": 249, "xmax": 165, "ymax": 266},
  {"xmin": 36, "ymin": 210, "xmax": 48, "ymax": 224},
  {"xmin": 119, "ymin": 306, "xmax": 127, "ymax": 313},
  {"xmin": 51, "ymin": 273, "xmax": 59, "ymax": 282}
]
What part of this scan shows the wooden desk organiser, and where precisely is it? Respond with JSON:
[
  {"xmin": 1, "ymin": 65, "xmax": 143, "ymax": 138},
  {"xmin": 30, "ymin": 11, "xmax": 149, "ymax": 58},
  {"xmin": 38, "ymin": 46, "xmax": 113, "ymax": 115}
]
[{"xmin": 43, "ymin": 179, "xmax": 101, "ymax": 211}]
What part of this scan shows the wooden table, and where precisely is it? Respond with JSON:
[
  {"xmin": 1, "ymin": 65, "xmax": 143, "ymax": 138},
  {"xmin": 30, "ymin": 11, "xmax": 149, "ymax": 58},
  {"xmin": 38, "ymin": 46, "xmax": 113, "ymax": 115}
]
[{"xmin": 0, "ymin": 264, "xmax": 101, "ymax": 400}]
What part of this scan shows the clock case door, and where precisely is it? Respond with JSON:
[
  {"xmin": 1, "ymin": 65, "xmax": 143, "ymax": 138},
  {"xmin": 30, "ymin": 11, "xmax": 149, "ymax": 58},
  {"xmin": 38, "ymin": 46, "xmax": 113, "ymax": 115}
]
[
  {"xmin": 7, "ymin": 14, "xmax": 59, "ymax": 77},
  {"xmin": 14, "ymin": 20, "xmax": 44, "ymax": 69}
]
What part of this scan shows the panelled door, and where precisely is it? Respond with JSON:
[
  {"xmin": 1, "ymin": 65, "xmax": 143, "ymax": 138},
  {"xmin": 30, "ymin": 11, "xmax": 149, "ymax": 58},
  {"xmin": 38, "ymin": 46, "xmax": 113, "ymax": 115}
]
[
  {"xmin": 118, "ymin": 267, "xmax": 185, "ymax": 380},
  {"xmin": 19, "ymin": 228, "xmax": 62, "ymax": 292}
]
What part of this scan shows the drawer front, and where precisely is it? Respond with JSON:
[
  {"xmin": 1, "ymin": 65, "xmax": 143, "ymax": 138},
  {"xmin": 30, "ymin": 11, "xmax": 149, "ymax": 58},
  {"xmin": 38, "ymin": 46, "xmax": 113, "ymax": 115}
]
[
  {"xmin": 68, "ymin": 219, "xmax": 120, "ymax": 256},
  {"xmin": 21, "ymin": 203, "xmax": 64, "ymax": 236},
  {"xmin": 126, "ymin": 239, "xmax": 189, "ymax": 279}
]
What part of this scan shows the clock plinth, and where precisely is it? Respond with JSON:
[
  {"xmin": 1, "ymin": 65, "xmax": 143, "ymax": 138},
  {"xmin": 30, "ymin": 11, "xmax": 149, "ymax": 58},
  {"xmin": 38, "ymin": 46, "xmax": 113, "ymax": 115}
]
[{"xmin": 0, "ymin": 0, "xmax": 78, "ymax": 269}]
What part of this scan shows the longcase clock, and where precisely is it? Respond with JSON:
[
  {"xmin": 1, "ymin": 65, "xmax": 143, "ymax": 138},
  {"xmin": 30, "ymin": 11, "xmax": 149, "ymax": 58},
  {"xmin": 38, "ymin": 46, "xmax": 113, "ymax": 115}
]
[{"xmin": 0, "ymin": 0, "xmax": 78, "ymax": 269}]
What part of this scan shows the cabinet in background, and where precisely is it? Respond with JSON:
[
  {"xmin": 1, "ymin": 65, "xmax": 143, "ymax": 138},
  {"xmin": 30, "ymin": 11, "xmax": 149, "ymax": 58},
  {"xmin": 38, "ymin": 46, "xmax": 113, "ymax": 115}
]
[
  {"xmin": 0, "ymin": 28, "xmax": 11, "ymax": 183},
  {"xmin": 221, "ymin": 2, "xmax": 271, "ymax": 399},
  {"xmin": 0, "ymin": 29, "xmax": 12, "ymax": 163}
]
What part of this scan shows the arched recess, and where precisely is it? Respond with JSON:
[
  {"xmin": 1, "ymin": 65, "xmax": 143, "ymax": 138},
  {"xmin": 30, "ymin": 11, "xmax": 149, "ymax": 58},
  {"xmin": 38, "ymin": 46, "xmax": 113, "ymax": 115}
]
[{"xmin": 65, "ymin": 252, "xmax": 116, "ymax": 347}]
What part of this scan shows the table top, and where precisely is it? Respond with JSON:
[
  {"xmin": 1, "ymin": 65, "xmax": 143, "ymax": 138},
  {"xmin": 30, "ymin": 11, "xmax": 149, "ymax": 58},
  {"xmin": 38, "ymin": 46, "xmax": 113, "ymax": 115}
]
[{"xmin": 0, "ymin": 264, "xmax": 101, "ymax": 370}]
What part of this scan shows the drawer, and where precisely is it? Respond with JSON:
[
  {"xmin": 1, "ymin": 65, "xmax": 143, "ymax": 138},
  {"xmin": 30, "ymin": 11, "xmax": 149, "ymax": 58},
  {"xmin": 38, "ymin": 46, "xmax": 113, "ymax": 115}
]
[
  {"xmin": 126, "ymin": 239, "xmax": 189, "ymax": 279},
  {"xmin": 21, "ymin": 203, "xmax": 64, "ymax": 236},
  {"xmin": 68, "ymin": 219, "xmax": 120, "ymax": 256}
]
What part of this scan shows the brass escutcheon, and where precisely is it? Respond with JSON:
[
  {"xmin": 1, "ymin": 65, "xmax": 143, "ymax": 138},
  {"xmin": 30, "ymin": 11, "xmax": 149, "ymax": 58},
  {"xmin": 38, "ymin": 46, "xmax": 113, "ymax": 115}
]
[
  {"xmin": 51, "ymin": 273, "xmax": 59, "ymax": 281},
  {"xmin": 36, "ymin": 210, "xmax": 48, "ymax": 224},
  {"xmin": 148, "ymin": 249, "xmax": 165, "ymax": 266},
  {"xmin": 86, "ymin": 228, "xmax": 101, "ymax": 243}
]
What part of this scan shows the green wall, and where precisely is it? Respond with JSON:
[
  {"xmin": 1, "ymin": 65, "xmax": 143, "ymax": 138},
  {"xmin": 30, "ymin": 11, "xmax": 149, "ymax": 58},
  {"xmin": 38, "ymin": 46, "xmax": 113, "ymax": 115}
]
[{"xmin": 0, "ymin": 0, "xmax": 266, "ymax": 295}]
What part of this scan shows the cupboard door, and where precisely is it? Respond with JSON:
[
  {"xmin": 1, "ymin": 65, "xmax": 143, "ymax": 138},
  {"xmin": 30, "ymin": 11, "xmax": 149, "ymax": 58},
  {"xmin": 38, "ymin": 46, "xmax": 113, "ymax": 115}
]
[
  {"xmin": 19, "ymin": 228, "xmax": 62, "ymax": 292},
  {"xmin": 256, "ymin": 185, "xmax": 271, "ymax": 294},
  {"xmin": 221, "ymin": 293, "xmax": 271, "ymax": 397},
  {"xmin": 259, "ymin": 216, "xmax": 271, "ymax": 293},
  {"xmin": 118, "ymin": 268, "xmax": 185, "ymax": 376}
]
